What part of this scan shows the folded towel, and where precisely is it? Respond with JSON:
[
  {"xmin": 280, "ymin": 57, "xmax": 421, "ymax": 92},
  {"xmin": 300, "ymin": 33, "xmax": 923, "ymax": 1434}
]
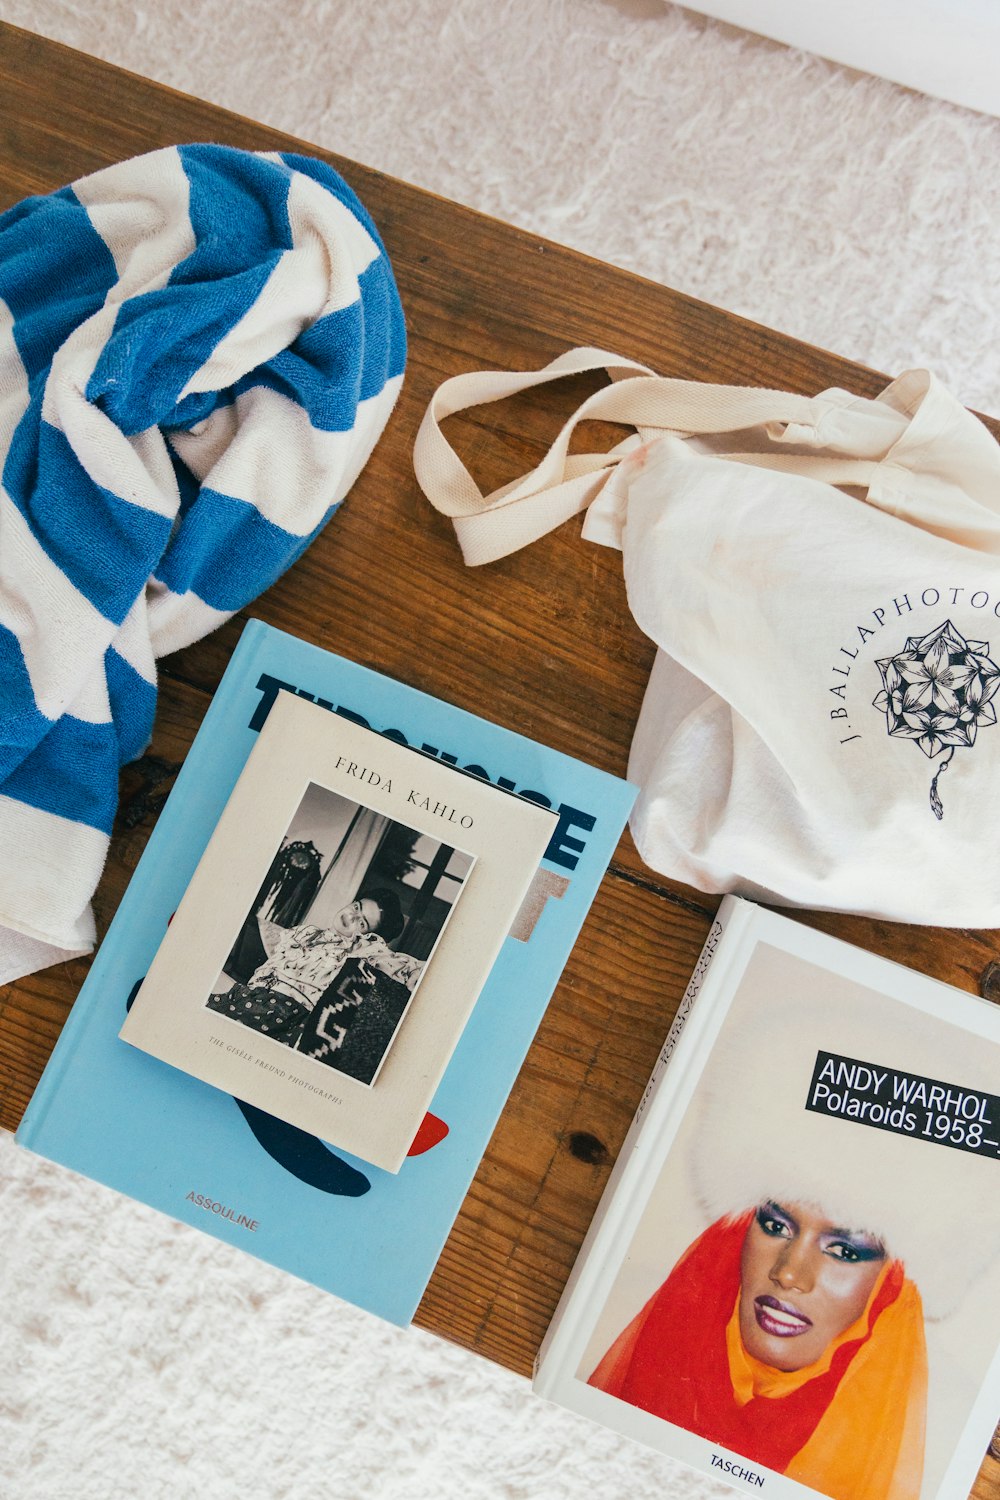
[{"xmin": 0, "ymin": 144, "xmax": 406, "ymax": 982}]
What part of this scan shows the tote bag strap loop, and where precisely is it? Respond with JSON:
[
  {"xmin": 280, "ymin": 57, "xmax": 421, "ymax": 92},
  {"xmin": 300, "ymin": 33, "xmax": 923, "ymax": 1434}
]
[{"xmin": 413, "ymin": 347, "xmax": 880, "ymax": 566}]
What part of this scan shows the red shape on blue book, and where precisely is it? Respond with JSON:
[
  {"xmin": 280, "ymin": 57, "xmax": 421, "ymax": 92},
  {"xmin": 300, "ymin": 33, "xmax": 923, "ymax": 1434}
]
[{"xmin": 408, "ymin": 1112, "xmax": 449, "ymax": 1156}]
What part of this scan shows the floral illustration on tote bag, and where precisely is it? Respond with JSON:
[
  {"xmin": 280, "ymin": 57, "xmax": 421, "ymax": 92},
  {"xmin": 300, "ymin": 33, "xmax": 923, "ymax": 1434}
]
[{"xmin": 872, "ymin": 619, "xmax": 1000, "ymax": 819}]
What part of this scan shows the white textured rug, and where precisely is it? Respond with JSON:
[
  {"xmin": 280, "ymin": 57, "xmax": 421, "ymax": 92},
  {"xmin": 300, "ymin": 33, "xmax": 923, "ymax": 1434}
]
[{"xmin": 2, "ymin": 2, "xmax": 998, "ymax": 1496}]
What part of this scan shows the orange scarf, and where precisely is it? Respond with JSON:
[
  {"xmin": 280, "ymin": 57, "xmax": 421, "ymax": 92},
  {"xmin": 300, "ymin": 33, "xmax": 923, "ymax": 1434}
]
[{"xmin": 588, "ymin": 1213, "xmax": 927, "ymax": 1500}]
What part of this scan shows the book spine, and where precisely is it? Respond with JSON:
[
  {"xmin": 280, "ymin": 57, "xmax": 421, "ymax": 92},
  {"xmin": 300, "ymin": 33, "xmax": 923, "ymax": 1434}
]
[
  {"xmin": 627, "ymin": 902, "xmax": 731, "ymax": 1136},
  {"xmin": 15, "ymin": 620, "xmax": 269, "ymax": 1154},
  {"xmin": 533, "ymin": 893, "xmax": 746, "ymax": 1388},
  {"xmin": 14, "ymin": 936, "xmax": 119, "ymax": 1150}
]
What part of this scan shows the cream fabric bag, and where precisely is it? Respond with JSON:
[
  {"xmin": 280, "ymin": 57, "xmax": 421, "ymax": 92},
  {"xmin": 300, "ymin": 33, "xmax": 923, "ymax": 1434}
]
[{"xmin": 414, "ymin": 348, "xmax": 1000, "ymax": 925}]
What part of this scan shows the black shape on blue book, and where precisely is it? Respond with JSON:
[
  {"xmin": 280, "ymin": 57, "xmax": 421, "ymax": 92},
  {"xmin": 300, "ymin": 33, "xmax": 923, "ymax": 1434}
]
[{"xmin": 234, "ymin": 1099, "xmax": 370, "ymax": 1196}]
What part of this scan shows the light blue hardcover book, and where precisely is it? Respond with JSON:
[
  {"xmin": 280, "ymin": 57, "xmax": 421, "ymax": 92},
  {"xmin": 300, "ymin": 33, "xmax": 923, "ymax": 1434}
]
[{"xmin": 15, "ymin": 620, "xmax": 637, "ymax": 1326}]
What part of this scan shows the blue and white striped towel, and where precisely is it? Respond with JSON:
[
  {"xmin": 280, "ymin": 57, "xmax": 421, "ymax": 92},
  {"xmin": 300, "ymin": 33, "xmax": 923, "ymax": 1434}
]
[{"xmin": 0, "ymin": 144, "xmax": 406, "ymax": 983}]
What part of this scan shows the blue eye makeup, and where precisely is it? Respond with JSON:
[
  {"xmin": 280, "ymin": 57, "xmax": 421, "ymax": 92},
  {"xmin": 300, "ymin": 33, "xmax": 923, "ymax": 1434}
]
[
  {"xmin": 823, "ymin": 1236, "xmax": 885, "ymax": 1264},
  {"xmin": 756, "ymin": 1203, "xmax": 795, "ymax": 1238},
  {"xmin": 755, "ymin": 1203, "xmax": 884, "ymax": 1264}
]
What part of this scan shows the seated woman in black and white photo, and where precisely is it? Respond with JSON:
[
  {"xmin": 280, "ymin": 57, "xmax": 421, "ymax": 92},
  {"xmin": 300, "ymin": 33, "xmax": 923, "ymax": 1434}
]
[{"xmin": 207, "ymin": 889, "xmax": 423, "ymax": 1050}]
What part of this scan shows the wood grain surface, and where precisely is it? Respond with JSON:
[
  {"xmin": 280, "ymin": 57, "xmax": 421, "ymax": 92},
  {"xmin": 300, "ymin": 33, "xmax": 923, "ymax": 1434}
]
[{"xmin": 1, "ymin": 22, "xmax": 998, "ymax": 1491}]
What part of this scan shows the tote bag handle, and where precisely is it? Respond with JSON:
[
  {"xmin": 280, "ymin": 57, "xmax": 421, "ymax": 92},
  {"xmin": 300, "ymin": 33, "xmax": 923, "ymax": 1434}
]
[{"xmin": 413, "ymin": 347, "xmax": 880, "ymax": 565}]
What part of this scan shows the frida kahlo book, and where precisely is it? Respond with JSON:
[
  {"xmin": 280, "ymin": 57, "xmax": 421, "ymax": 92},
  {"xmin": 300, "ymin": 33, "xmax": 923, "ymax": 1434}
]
[
  {"xmin": 533, "ymin": 896, "xmax": 1000, "ymax": 1500},
  {"xmin": 120, "ymin": 692, "xmax": 557, "ymax": 1173},
  {"xmin": 15, "ymin": 619, "xmax": 636, "ymax": 1325}
]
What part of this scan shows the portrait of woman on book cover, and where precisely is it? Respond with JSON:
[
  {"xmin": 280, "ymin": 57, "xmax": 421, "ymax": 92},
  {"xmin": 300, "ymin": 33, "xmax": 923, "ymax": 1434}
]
[{"xmin": 580, "ymin": 956, "xmax": 1000, "ymax": 1500}]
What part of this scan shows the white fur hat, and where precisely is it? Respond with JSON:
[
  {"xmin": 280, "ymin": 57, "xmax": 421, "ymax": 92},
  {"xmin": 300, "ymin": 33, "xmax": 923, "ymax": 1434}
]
[{"xmin": 688, "ymin": 976, "xmax": 1000, "ymax": 1322}]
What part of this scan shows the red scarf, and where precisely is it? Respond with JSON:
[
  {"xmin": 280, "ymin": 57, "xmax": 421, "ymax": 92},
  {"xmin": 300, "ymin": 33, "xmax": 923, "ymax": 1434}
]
[{"xmin": 590, "ymin": 1212, "xmax": 905, "ymax": 1473}]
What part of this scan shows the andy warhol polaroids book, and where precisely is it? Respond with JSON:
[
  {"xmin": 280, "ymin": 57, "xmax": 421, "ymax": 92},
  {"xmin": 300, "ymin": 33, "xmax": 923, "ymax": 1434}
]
[
  {"xmin": 120, "ymin": 693, "xmax": 556, "ymax": 1173},
  {"xmin": 16, "ymin": 619, "xmax": 636, "ymax": 1324},
  {"xmin": 534, "ymin": 897, "xmax": 1000, "ymax": 1500}
]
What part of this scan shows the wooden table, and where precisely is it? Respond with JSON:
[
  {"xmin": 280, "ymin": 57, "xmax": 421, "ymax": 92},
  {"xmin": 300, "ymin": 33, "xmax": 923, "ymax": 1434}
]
[{"xmin": 1, "ymin": 22, "xmax": 997, "ymax": 1496}]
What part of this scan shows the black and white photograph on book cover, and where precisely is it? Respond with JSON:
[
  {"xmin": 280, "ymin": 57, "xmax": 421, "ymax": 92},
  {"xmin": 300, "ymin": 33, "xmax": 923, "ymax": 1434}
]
[
  {"xmin": 205, "ymin": 779, "xmax": 475, "ymax": 1086},
  {"xmin": 575, "ymin": 943, "xmax": 1000, "ymax": 1500}
]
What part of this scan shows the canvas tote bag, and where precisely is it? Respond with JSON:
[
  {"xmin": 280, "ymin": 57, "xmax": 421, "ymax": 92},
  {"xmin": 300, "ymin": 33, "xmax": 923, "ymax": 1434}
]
[{"xmin": 413, "ymin": 348, "xmax": 1000, "ymax": 925}]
